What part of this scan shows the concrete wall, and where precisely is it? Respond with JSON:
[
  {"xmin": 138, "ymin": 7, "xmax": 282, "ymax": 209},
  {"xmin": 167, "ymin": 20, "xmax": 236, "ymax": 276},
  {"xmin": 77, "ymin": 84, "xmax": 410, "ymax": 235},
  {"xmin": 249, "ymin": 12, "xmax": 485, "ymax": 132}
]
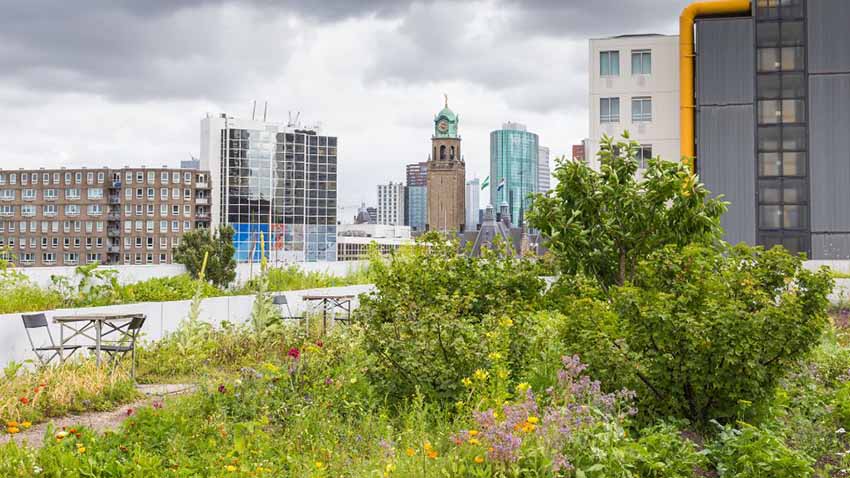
[
  {"xmin": 696, "ymin": 17, "xmax": 756, "ymax": 246},
  {"xmin": 10, "ymin": 260, "xmax": 369, "ymax": 288},
  {"xmin": 0, "ymin": 284, "xmax": 375, "ymax": 368}
]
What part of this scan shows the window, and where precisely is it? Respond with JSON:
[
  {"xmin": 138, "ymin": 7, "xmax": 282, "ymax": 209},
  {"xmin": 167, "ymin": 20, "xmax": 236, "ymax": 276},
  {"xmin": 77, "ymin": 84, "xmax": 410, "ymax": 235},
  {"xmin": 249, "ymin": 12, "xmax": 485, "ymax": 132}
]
[
  {"xmin": 0, "ymin": 190, "xmax": 14, "ymax": 201},
  {"xmin": 600, "ymin": 50, "xmax": 619, "ymax": 76},
  {"xmin": 126, "ymin": 172, "xmax": 133, "ymax": 184},
  {"xmin": 63, "ymin": 252, "xmax": 79, "ymax": 265},
  {"xmin": 74, "ymin": 172, "xmax": 81, "ymax": 184},
  {"xmin": 9, "ymin": 174, "xmax": 16, "ymax": 184},
  {"xmin": 146, "ymin": 204, "xmax": 154, "ymax": 216},
  {"xmin": 65, "ymin": 188, "xmax": 80, "ymax": 199},
  {"xmin": 96, "ymin": 221, "xmax": 103, "ymax": 232},
  {"xmin": 136, "ymin": 172, "xmax": 143, "ymax": 183},
  {"xmin": 147, "ymin": 171, "xmax": 155, "ymax": 184},
  {"xmin": 0, "ymin": 206, "xmax": 15, "ymax": 217},
  {"xmin": 631, "ymin": 50, "xmax": 651, "ymax": 75},
  {"xmin": 147, "ymin": 188, "xmax": 154, "ymax": 199},
  {"xmin": 87, "ymin": 204, "xmax": 103, "ymax": 216},
  {"xmin": 32, "ymin": 174, "xmax": 38, "ymax": 184},
  {"xmin": 160, "ymin": 237, "xmax": 167, "ymax": 249},
  {"xmin": 160, "ymin": 204, "xmax": 168, "ymax": 216},
  {"xmin": 0, "ymin": 174, "xmax": 5, "ymax": 185},
  {"xmin": 125, "ymin": 204, "xmax": 132, "ymax": 216},
  {"xmin": 53, "ymin": 173, "xmax": 60, "ymax": 185},
  {"xmin": 146, "ymin": 237, "xmax": 154, "ymax": 249},
  {"xmin": 87, "ymin": 188, "xmax": 103, "ymax": 199},
  {"xmin": 125, "ymin": 188, "xmax": 132, "ymax": 199},
  {"xmin": 160, "ymin": 188, "xmax": 168, "ymax": 200},
  {"xmin": 136, "ymin": 188, "xmax": 143, "ymax": 199},
  {"xmin": 638, "ymin": 145, "xmax": 653, "ymax": 169},
  {"xmin": 172, "ymin": 172, "xmax": 180, "ymax": 183},
  {"xmin": 44, "ymin": 204, "xmax": 56, "ymax": 217},
  {"xmin": 183, "ymin": 188, "xmax": 191, "ymax": 200},
  {"xmin": 184, "ymin": 172, "xmax": 191, "ymax": 183},
  {"xmin": 21, "ymin": 205, "xmax": 35, "ymax": 217},
  {"xmin": 146, "ymin": 220, "xmax": 154, "ymax": 233},
  {"xmin": 124, "ymin": 220, "xmax": 132, "ymax": 232},
  {"xmin": 757, "ymin": 99, "xmax": 805, "ymax": 124},
  {"xmin": 631, "ymin": 97, "xmax": 652, "ymax": 122},
  {"xmin": 183, "ymin": 204, "xmax": 191, "ymax": 216},
  {"xmin": 172, "ymin": 188, "xmax": 179, "ymax": 199},
  {"xmin": 135, "ymin": 237, "xmax": 143, "ymax": 249},
  {"xmin": 22, "ymin": 189, "xmax": 35, "ymax": 200},
  {"xmin": 159, "ymin": 220, "xmax": 168, "ymax": 232},
  {"xmin": 135, "ymin": 220, "xmax": 143, "ymax": 231},
  {"xmin": 86, "ymin": 172, "xmax": 93, "ymax": 184},
  {"xmin": 44, "ymin": 189, "xmax": 56, "ymax": 200},
  {"xmin": 135, "ymin": 204, "xmax": 143, "ymax": 216},
  {"xmin": 21, "ymin": 173, "xmax": 28, "ymax": 185},
  {"xmin": 600, "ymin": 97, "xmax": 620, "ymax": 123},
  {"xmin": 97, "ymin": 172, "xmax": 104, "ymax": 183},
  {"xmin": 43, "ymin": 253, "xmax": 55, "ymax": 264},
  {"xmin": 161, "ymin": 171, "xmax": 169, "ymax": 183},
  {"xmin": 85, "ymin": 221, "xmax": 93, "ymax": 233}
]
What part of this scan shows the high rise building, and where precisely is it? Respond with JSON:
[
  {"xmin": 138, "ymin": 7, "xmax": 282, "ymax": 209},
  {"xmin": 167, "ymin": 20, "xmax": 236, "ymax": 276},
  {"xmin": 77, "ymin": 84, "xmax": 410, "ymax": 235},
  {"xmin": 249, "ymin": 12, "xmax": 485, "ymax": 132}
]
[
  {"xmin": 0, "ymin": 166, "xmax": 210, "ymax": 267},
  {"xmin": 200, "ymin": 114, "xmax": 337, "ymax": 263},
  {"xmin": 405, "ymin": 162, "xmax": 428, "ymax": 233},
  {"xmin": 465, "ymin": 179, "xmax": 480, "ymax": 232},
  {"xmin": 537, "ymin": 146, "xmax": 551, "ymax": 193},
  {"xmin": 587, "ymin": 34, "xmax": 680, "ymax": 170},
  {"xmin": 377, "ymin": 182, "xmax": 405, "ymax": 226},
  {"xmin": 490, "ymin": 122, "xmax": 538, "ymax": 226},
  {"xmin": 366, "ymin": 207, "xmax": 377, "ymax": 224},
  {"xmin": 427, "ymin": 97, "xmax": 465, "ymax": 232}
]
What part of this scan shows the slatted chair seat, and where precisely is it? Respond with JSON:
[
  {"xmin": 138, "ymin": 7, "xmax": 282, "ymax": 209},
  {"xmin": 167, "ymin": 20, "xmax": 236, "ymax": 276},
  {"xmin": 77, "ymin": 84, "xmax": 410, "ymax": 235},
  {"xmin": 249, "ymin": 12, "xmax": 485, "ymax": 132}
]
[
  {"xmin": 22, "ymin": 313, "xmax": 81, "ymax": 366},
  {"xmin": 35, "ymin": 345, "xmax": 82, "ymax": 352},
  {"xmin": 95, "ymin": 315, "xmax": 146, "ymax": 381},
  {"xmin": 88, "ymin": 344, "xmax": 134, "ymax": 353}
]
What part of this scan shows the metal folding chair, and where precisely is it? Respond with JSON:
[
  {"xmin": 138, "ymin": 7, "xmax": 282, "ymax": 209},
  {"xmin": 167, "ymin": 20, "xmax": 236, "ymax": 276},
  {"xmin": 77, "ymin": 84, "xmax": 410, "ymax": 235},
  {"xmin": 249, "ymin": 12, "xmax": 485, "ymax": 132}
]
[
  {"xmin": 88, "ymin": 315, "xmax": 145, "ymax": 381},
  {"xmin": 21, "ymin": 313, "xmax": 81, "ymax": 366},
  {"xmin": 273, "ymin": 294, "xmax": 307, "ymax": 328}
]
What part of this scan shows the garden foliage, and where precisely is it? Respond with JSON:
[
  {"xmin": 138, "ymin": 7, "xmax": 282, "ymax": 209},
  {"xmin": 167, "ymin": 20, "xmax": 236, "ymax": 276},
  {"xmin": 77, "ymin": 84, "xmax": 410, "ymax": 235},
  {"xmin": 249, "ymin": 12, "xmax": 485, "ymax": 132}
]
[{"xmin": 173, "ymin": 225, "xmax": 237, "ymax": 287}]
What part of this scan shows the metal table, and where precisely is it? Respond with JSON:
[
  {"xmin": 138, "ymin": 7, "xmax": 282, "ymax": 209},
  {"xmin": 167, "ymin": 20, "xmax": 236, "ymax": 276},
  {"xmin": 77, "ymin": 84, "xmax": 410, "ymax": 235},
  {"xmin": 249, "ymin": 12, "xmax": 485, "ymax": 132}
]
[
  {"xmin": 301, "ymin": 294, "xmax": 356, "ymax": 334},
  {"xmin": 53, "ymin": 314, "xmax": 144, "ymax": 366}
]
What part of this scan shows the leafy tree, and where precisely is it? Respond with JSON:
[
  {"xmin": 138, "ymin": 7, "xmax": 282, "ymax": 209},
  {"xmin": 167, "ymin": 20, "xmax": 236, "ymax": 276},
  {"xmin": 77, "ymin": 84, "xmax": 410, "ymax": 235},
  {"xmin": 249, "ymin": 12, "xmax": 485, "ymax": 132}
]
[
  {"xmin": 173, "ymin": 225, "xmax": 236, "ymax": 288},
  {"xmin": 359, "ymin": 233, "xmax": 545, "ymax": 403},
  {"xmin": 527, "ymin": 133, "xmax": 727, "ymax": 287},
  {"xmin": 550, "ymin": 243, "xmax": 833, "ymax": 428}
]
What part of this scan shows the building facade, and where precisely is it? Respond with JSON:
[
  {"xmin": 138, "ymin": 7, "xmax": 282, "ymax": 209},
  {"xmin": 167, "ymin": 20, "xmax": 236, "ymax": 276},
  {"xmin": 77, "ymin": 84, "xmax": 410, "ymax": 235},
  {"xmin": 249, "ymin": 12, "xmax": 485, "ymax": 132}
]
[
  {"xmin": 490, "ymin": 122, "xmax": 538, "ymax": 226},
  {"xmin": 405, "ymin": 161, "xmax": 428, "ymax": 232},
  {"xmin": 427, "ymin": 99, "xmax": 466, "ymax": 232},
  {"xmin": 200, "ymin": 114, "xmax": 337, "ymax": 263},
  {"xmin": 691, "ymin": 0, "xmax": 848, "ymax": 258},
  {"xmin": 587, "ymin": 34, "xmax": 680, "ymax": 170},
  {"xmin": 0, "ymin": 166, "xmax": 210, "ymax": 267},
  {"xmin": 537, "ymin": 146, "xmax": 551, "ymax": 192},
  {"xmin": 377, "ymin": 182, "xmax": 405, "ymax": 226},
  {"xmin": 465, "ymin": 179, "xmax": 480, "ymax": 232},
  {"xmin": 337, "ymin": 223, "xmax": 413, "ymax": 261}
]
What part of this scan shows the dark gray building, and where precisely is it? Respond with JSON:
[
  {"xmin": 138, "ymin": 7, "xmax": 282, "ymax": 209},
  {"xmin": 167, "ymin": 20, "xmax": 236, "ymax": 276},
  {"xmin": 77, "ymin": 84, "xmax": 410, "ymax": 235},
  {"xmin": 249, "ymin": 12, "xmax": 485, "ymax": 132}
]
[{"xmin": 695, "ymin": 0, "xmax": 850, "ymax": 258}]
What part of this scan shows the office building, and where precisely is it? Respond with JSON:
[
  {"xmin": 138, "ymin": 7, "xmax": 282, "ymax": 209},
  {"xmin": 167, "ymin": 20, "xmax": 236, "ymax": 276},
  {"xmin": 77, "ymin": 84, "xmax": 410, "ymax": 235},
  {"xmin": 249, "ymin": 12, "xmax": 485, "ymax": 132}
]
[
  {"xmin": 405, "ymin": 161, "xmax": 428, "ymax": 232},
  {"xmin": 377, "ymin": 182, "xmax": 405, "ymax": 226},
  {"xmin": 490, "ymin": 122, "xmax": 538, "ymax": 226},
  {"xmin": 465, "ymin": 179, "xmax": 480, "ymax": 232},
  {"xmin": 0, "ymin": 166, "xmax": 210, "ymax": 267},
  {"xmin": 587, "ymin": 34, "xmax": 680, "ymax": 170},
  {"xmin": 427, "ymin": 98, "xmax": 466, "ymax": 232},
  {"xmin": 337, "ymin": 223, "xmax": 413, "ymax": 261},
  {"xmin": 537, "ymin": 146, "xmax": 551, "ymax": 192},
  {"xmin": 685, "ymin": 0, "xmax": 850, "ymax": 258},
  {"xmin": 200, "ymin": 114, "xmax": 337, "ymax": 263},
  {"xmin": 406, "ymin": 162, "xmax": 429, "ymax": 187}
]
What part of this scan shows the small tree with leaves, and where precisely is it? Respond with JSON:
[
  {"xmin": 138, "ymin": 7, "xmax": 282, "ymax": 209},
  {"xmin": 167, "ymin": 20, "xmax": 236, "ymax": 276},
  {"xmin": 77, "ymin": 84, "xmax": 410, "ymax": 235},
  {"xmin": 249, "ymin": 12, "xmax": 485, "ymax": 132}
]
[
  {"xmin": 527, "ymin": 133, "xmax": 728, "ymax": 288},
  {"xmin": 173, "ymin": 225, "xmax": 236, "ymax": 288}
]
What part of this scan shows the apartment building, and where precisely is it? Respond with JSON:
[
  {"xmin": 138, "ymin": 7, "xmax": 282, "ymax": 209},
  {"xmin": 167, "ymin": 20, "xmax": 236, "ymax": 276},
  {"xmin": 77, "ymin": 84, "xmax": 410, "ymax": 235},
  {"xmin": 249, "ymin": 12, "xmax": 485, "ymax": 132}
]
[
  {"xmin": 587, "ymin": 34, "xmax": 680, "ymax": 169},
  {"xmin": 377, "ymin": 182, "xmax": 405, "ymax": 226},
  {"xmin": 0, "ymin": 166, "xmax": 210, "ymax": 267}
]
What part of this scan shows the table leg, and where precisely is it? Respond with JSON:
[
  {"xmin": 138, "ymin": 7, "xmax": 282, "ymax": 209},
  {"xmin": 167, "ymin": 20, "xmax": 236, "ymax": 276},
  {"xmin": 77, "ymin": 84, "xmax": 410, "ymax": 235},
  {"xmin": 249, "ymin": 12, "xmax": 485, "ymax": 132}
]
[{"xmin": 96, "ymin": 321, "xmax": 102, "ymax": 367}]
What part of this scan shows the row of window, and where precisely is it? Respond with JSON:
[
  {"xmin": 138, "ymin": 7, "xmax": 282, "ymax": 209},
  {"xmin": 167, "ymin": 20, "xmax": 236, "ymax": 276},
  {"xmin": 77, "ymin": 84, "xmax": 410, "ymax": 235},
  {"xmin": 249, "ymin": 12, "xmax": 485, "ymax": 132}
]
[
  {"xmin": 12, "ymin": 252, "xmax": 173, "ymax": 266},
  {"xmin": 1, "ymin": 236, "xmax": 105, "ymax": 250},
  {"xmin": 600, "ymin": 97, "xmax": 652, "ymax": 123},
  {"xmin": 122, "ymin": 187, "xmax": 204, "ymax": 201},
  {"xmin": 122, "ymin": 220, "xmax": 194, "ymax": 233},
  {"xmin": 0, "ymin": 171, "xmax": 205, "ymax": 187},
  {"xmin": 0, "ymin": 220, "xmax": 104, "ymax": 233},
  {"xmin": 0, "ymin": 188, "xmax": 103, "ymax": 201},
  {"xmin": 123, "ymin": 203, "xmax": 202, "ymax": 217},
  {"xmin": 0, "ymin": 204, "xmax": 106, "ymax": 217},
  {"xmin": 600, "ymin": 49, "xmax": 652, "ymax": 77}
]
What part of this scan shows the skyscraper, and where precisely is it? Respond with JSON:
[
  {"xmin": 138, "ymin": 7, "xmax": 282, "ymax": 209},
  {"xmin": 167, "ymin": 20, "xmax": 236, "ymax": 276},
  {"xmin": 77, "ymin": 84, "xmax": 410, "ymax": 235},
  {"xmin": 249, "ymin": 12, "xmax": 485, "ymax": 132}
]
[
  {"xmin": 200, "ymin": 114, "xmax": 337, "ymax": 263},
  {"xmin": 465, "ymin": 179, "xmax": 480, "ymax": 232},
  {"xmin": 537, "ymin": 146, "xmax": 551, "ymax": 193},
  {"xmin": 427, "ymin": 97, "xmax": 465, "ymax": 232},
  {"xmin": 405, "ymin": 162, "xmax": 428, "ymax": 233},
  {"xmin": 377, "ymin": 182, "xmax": 405, "ymax": 226},
  {"xmin": 490, "ymin": 122, "xmax": 538, "ymax": 226}
]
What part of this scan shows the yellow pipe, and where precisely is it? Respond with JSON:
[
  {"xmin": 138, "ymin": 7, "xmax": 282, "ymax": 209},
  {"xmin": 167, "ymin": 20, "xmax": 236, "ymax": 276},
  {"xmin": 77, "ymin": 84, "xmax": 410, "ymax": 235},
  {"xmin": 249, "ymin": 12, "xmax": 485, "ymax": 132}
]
[{"xmin": 680, "ymin": 0, "xmax": 751, "ymax": 170}]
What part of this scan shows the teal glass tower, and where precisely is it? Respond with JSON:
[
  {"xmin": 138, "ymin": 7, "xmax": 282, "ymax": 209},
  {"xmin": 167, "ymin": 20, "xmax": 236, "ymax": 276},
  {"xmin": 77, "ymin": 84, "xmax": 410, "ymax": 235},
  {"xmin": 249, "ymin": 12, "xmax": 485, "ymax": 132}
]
[{"xmin": 489, "ymin": 122, "xmax": 538, "ymax": 226}]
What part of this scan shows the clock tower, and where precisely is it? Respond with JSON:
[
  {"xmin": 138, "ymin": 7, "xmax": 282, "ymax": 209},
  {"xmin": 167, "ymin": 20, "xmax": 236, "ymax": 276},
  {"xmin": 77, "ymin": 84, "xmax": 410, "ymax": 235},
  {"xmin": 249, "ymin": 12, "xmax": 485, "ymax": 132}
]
[{"xmin": 427, "ymin": 95, "xmax": 466, "ymax": 232}]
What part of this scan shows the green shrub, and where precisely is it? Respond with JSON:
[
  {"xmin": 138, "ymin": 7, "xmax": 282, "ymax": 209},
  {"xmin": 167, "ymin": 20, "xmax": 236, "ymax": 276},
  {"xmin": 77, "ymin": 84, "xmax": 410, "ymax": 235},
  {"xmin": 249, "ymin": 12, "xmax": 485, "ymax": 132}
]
[
  {"xmin": 708, "ymin": 424, "xmax": 814, "ymax": 478},
  {"xmin": 552, "ymin": 243, "xmax": 833, "ymax": 428},
  {"xmin": 359, "ymin": 234, "xmax": 544, "ymax": 403}
]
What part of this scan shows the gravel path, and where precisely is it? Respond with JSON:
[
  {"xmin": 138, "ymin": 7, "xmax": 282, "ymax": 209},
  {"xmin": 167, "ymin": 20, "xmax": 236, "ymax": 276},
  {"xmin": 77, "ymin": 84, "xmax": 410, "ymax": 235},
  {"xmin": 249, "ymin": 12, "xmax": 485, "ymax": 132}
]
[{"xmin": 0, "ymin": 383, "xmax": 195, "ymax": 448}]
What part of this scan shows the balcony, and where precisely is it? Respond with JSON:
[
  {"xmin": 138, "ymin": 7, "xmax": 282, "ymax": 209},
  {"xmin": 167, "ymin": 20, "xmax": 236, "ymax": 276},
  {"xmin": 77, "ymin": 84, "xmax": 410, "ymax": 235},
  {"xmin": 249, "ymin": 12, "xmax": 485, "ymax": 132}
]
[
  {"xmin": 195, "ymin": 182, "xmax": 210, "ymax": 189},
  {"xmin": 195, "ymin": 197, "xmax": 209, "ymax": 205},
  {"xmin": 108, "ymin": 196, "xmax": 121, "ymax": 204},
  {"xmin": 107, "ymin": 228, "xmax": 121, "ymax": 237},
  {"xmin": 107, "ymin": 246, "xmax": 121, "ymax": 254},
  {"xmin": 107, "ymin": 212, "xmax": 122, "ymax": 221},
  {"xmin": 196, "ymin": 212, "xmax": 210, "ymax": 219},
  {"xmin": 111, "ymin": 180, "xmax": 122, "ymax": 188}
]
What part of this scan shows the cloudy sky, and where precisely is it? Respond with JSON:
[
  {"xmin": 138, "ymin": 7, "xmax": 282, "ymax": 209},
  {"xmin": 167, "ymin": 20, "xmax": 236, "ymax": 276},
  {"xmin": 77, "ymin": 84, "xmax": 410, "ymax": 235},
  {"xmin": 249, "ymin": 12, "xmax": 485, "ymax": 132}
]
[{"xmin": 0, "ymin": 0, "xmax": 689, "ymax": 216}]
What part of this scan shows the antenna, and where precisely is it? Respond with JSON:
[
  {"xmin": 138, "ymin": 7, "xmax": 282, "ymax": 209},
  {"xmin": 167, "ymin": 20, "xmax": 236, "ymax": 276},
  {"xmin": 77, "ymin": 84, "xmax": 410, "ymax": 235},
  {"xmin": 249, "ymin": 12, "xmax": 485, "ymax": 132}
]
[
  {"xmin": 287, "ymin": 111, "xmax": 301, "ymax": 128},
  {"xmin": 251, "ymin": 100, "xmax": 256, "ymax": 120},
  {"xmin": 263, "ymin": 101, "xmax": 268, "ymax": 122}
]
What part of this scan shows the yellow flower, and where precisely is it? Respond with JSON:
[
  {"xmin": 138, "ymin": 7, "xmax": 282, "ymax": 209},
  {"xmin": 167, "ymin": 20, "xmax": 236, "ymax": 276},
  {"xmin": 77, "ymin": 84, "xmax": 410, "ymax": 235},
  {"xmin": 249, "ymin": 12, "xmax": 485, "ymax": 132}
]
[
  {"xmin": 315, "ymin": 461, "xmax": 325, "ymax": 469},
  {"xmin": 405, "ymin": 448, "xmax": 416, "ymax": 457},
  {"xmin": 468, "ymin": 430, "xmax": 479, "ymax": 437},
  {"xmin": 487, "ymin": 352, "xmax": 502, "ymax": 361},
  {"xmin": 225, "ymin": 465, "xmax": 237, "ymax": 472},
  {"xmin": 499, "ymin": 318, "xmax": 513, "ymax": 328},
  {"xmin": 516, "ymin": 382, "xmax": 530, "ymax": 394},
  {"xmin": 497, "ymin": 369, "xmax": 508, "ymax": 379},
  {"xmin": 427, "ymin": 450, "xmax": 438, "ymax": 459},
  {"xmin": 385, "ymin": 463, "xmax": 396, "ymax": 473},
  {"xmin": 77, "ymin": 446, "xmax": 86, "ymax": 454},
  {"xmin": 520, "ymin": 422, "xmax": 536, "ymax": 433},
  {"xmin": 468, "ymin": 438, "xmax": 480, "ymax": 445},
  {"xmin": 6, "ymin": 421, "xmax": 18, "ymax": 428},
  {"xmin": 473, "ymin": 369, "xmax": 489, "ymax": 381},
  {"xmin": 527, "ymin": 416, "xmax": 539, "ymax": 424},
  {"xmin": 55, "ymin": 431, "xmax": 68, "ymax": 440},
  {"xmin": 7, "ymin": 427, "xmax": 20, "ymax": 434},
  {"xmin": 474, "ymin": 456, "xmax": 485, "ymax": 464},
  {"xmin": 461, "ymin": 377, "xmax": 472, "ymax": 387},
  {"xmin": 21, "ymin": 421, "xmax": 31, "ymax": 429},
  {"xmin": 423, "ymin": 442, "xmax": 432, "ymax": 451}
]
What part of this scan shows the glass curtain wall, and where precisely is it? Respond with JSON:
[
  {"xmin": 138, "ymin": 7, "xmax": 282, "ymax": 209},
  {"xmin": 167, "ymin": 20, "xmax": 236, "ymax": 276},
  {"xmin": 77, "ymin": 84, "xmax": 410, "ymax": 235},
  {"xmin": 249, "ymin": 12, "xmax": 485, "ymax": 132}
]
[{"xmin": 489, "ymin": 128, "xmax": 539, "ymax": 226}]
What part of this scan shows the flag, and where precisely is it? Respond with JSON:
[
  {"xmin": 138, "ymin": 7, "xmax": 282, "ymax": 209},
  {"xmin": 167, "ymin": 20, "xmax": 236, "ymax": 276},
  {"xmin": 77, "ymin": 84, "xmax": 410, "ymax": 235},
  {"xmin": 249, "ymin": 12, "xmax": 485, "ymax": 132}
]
[
  {"xmin": 481, "ymin": 176, "xmax": 490, "ymax": 190},
  {"xmin": 496, "ymin": 178, "xmax": 506, "ymax": 192}
]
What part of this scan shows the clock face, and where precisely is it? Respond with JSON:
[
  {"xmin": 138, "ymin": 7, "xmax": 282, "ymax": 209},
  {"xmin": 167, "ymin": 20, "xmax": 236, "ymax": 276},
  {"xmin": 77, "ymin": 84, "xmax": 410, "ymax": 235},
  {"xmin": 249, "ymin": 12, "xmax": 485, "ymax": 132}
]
[{"xmin": 437, "ymin": 119, "xmax": 449, "ymax": 133}]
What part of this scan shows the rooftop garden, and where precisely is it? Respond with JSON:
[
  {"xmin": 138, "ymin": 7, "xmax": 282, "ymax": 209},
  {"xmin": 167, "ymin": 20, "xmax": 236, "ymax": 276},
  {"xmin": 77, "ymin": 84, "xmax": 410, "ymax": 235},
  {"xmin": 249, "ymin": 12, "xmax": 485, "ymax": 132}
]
[{"xmin": 1, "ymin": 134, "xmax": 848, "ymax": 477}]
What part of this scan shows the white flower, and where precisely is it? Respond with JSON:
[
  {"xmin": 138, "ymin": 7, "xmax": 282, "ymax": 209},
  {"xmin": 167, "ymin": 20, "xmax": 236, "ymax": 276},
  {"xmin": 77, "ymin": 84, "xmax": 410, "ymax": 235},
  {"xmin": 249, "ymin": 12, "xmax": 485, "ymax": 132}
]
[{"xmin": 837, "ymin": 427, "xmax": 847, "ymax": 434}]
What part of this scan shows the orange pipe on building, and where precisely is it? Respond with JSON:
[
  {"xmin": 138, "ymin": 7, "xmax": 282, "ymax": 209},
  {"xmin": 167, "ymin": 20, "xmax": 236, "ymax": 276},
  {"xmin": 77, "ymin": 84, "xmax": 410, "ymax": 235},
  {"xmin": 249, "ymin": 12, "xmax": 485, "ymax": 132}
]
[{"xmin": 680, "ymin": 0, "xmax": 751, "ymax": 170}]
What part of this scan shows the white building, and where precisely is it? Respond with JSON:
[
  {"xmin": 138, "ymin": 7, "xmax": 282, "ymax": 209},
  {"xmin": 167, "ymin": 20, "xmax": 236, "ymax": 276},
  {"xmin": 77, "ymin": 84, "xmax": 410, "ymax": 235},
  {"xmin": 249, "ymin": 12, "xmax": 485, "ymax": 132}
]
[
  {"xmin": 587, "ymin": 34, "xmax": 679, "ymax": 170},
  {"xmin": 465, "ymin": 178, "xmax": 480, "ymax": 232},
  {"xmin": 537, "ymin": 146, "xmax": 550, "ymax": 192},
  {"xmin": 377, "ymin": 182, "xmax": 405, "ymax": 226},
  {"xmin": 337, "ymin": 223, "xmax": 413, "ymax": 261}
]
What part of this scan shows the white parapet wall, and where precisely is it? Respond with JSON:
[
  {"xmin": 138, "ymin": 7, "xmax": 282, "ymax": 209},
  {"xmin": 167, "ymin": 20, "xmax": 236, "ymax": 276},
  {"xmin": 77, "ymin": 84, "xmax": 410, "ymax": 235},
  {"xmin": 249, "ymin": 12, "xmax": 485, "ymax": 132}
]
[
  {"xmin": 0, "ymin": 284, "xmax": 375, "ymax": 368},
  {"xmin": 9, "ymin": 261, "xmax": 369, "ymax": 288}
]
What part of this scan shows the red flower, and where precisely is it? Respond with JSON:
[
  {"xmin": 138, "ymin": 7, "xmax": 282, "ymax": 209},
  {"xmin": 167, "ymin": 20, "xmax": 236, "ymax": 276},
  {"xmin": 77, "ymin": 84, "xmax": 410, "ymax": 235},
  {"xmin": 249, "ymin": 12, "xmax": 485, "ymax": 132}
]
[
  {"xmin": 126, "ymin": 408, "xmax": 134, "ymax": 416},
  {"xmin": 19, "ymin": 397, "xmax": 29, "ymax": 405},
  {"xmin": 315, "ymin": 340, "xmax": 324, "ymax": 348},
  {"xmin": 288, "ymin": 347, "xmax": 301, "ymax": 359},
  {"xmin": 33, "ymin": 386, "xmax": 40, "ymax": 394},
  {"xmin": 218, "ymin": 384, "xmax": 227, "ymax": 394}
]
